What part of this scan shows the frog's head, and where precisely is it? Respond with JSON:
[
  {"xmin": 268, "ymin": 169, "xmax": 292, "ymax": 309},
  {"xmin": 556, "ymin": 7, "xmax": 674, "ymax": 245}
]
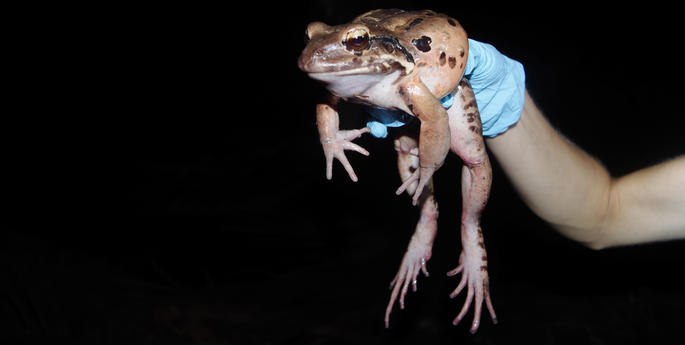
[{"xmin": 298, "ymin": 20, "xmax": 415, "ymax": 97}]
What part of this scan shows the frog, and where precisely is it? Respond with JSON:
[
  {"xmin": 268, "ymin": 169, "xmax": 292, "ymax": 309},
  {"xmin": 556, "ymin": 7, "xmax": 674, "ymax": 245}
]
[{"xmin": 298, "ymin": 9, "xmax": 497, "ymax": 333}]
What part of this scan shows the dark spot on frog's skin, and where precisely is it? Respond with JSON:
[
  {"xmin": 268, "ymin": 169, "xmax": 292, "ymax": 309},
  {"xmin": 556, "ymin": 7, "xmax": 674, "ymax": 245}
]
[
  {"xmin": 379, "ymin": 61, "xmax": 405, "ymax": 74},
  {"xmin": 381, "ymin": 40, "xmax": 395, "ymax": 53},
  {"xmin": 408, "ymin": 104, "xmax": 414, "ymax": 112},
  {"xmin": 480, "ymin": 265, "xmax": 488, "ymax": 272},
  {"xmin": 447, "ymin": 18, "xmax": 457, "ymax": 26},
  {"xmin": 466, "ymin": 112, "xmax": 476, "ymax": 123},
  {"xmin": 370, "ymin": 35, "xmax": 414, "ymax": 63},
  {"xmin": 459, "ymin": 47, "xmax": 465, "ymax": 57},
  {"xmin": 412, "ymin": 36, "xmax": 432, "ymax": 52},
  {"xmin": 463, "ymin": 101, "xmax": 476, "ymax": 110},
  {"xmin": 469, "ymin": 125, "xmax": 478, "ymax": 133},
  {"xmin": 406, "ymin": 18, "xmax": 423, "ymax": 30},
  {"xmin": 482, "ymin": 255, "xmax": 488, "ymax": 261},
  {"xmin": 439, "ymin": 52, "xmax": 446, "ymax": 66},
  {"xmin": 448, "ymin": 56, "xmax": 457, "ymax": 69}
]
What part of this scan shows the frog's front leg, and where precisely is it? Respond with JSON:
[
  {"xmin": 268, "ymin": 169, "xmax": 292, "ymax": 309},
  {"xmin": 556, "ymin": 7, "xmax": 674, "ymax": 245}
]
[
  {"xmin": 384, "ymin": 135, "xmax": 439, "ymax": 328},
  {"xmin": 316, "ymin": 102, "xmax": 370, "ymax": 181},
  {"xmin": 394, "ymin": 79, "xmax": 451, "ymax": 205},
  {"xmin": 446, "ymin": 80, "xmax": 497, "ymax": 333}
]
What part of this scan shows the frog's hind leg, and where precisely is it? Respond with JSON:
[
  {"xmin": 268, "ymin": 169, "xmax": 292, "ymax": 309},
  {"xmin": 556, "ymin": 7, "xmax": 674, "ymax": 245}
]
[
  {"xmin": 385, "ymin": 134, "xmax": 439, "ymax": 328},
  {"xmin": 445, "ymin": 80, "xmax": 496, "ymax": 333}
]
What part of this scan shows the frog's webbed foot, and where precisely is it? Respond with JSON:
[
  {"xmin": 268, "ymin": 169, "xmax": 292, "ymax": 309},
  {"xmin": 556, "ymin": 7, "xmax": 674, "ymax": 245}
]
[
  {"xmin": 447, "ymin": 236, "xmax": 497, "ymax": 333},
  {"xmin": 386, "ymin": 136, "xmax": 438, "ymax": 328},
  {"xmin": 384, "ymin": 225, "xmax": 434, "ymax": 328},
  {"xmin": 321, "ymin": 127, "xmax": 370, "ymax": 181}
]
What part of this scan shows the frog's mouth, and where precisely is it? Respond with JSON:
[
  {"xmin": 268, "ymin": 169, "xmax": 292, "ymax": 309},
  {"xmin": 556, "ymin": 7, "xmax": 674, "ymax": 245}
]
[
  {"xmin": 307, "ymin": 60, "xmax": 411, "ymax": 79},
  {"xmin": 305, "ymin": 61, "xmax": 410, "ymax": 98}
]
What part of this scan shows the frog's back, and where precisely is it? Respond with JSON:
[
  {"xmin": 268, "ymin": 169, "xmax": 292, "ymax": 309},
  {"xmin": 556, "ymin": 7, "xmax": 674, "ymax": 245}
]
[{"xmin": 354, "ymin": 9, "xmax": 469, "ymax": 98}]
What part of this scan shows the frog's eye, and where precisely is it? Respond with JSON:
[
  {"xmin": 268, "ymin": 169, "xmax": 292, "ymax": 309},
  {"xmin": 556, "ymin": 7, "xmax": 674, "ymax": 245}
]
[{"xmin": 343, "ymin": 29, "xmax": 370, "ymax": 52}]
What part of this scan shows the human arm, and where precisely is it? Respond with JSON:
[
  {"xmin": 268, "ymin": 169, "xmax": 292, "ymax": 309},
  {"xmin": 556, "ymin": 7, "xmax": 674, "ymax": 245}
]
[{"xmin": 486, "ymin": 91, "xmax": 685, "ymax": 249}]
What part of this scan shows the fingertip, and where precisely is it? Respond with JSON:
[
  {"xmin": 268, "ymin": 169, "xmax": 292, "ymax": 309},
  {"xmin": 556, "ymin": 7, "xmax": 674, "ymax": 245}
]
[{"xmin": 470, "ymin": 321, "xmax": 480, "ymax": 334}]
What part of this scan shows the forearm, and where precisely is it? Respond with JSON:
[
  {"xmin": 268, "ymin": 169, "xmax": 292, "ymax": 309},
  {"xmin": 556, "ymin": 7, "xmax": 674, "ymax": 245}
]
[
  {"xmin": 486, "ymin": 90, "xmax": 685, "ymax": 248},
  {"xmin": 487, "ymin": 91, "xmax": 611, "ymax": 246},
  {"xmin": 316, "ymin": 104, "xmax": 339, "ymax": 141}
]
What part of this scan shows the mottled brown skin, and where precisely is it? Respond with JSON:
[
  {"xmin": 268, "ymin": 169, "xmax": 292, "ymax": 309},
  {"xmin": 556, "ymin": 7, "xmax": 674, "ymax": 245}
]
[
  {"xmin": 299, "ymin": 9, "xmax": 469, "ymax": 200},
  {"xmin": 390, "ymin": 80, "xmax": 495, "ymax": 332},
  {"xmin": 299, "ymin": 9, "xmax": 495, "ymax": 333},
  {"xmin": 347, "ymin": 9, "xmax": 469, "ymax": 102}
]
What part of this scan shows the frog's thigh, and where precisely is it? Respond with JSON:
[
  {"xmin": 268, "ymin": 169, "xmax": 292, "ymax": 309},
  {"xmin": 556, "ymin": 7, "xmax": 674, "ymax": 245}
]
[{"xmin": 447, "ymin": 84, "xmax": 486, "ymax": 165}]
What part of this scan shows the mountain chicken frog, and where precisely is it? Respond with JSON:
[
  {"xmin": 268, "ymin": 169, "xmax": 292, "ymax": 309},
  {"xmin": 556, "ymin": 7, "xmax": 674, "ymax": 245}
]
[{"xmin": 298, "ymin": 9, "xmax": 497, "ymax": 333}]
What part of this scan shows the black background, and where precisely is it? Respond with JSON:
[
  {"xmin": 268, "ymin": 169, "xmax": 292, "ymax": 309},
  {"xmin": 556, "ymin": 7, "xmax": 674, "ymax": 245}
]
[{"xmin": 3, "ymin": 1, "xmax": 684, "ymax": 344}]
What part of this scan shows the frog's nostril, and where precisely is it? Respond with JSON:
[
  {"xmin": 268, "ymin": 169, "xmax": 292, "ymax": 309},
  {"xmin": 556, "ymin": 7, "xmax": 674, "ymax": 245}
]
[{"xmin": 304, "ymin": 28, "xmax": 311, "ymax": 45}]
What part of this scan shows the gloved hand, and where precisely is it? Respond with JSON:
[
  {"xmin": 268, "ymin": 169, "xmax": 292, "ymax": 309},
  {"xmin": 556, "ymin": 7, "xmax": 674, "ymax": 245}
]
[
  {"xmin": 366, "ymin": 106, "xmax": 411, "ymax": 139},
  {"xmin": 463, "ymin": 38, "xmax": 525, "ymax": 137}
]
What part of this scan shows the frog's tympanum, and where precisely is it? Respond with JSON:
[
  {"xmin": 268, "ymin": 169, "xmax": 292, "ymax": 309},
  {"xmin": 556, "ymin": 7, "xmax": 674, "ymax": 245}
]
[{"xmin": 299, "ymin": 9, "xmax": 496, "ymax": 333}]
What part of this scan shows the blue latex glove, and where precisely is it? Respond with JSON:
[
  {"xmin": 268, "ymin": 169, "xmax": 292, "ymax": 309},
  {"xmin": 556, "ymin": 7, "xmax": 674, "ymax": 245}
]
[
  {"xmin": 366, "ymin": 93, "xmax": 454, "ymax": 138},
  {"xmin": 463, "ymin": 38, "xmax": 525, "ymax": 137},
  {"xmin": 365, "ymin": 107, "xmax": 410, "ymax": 139}
]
